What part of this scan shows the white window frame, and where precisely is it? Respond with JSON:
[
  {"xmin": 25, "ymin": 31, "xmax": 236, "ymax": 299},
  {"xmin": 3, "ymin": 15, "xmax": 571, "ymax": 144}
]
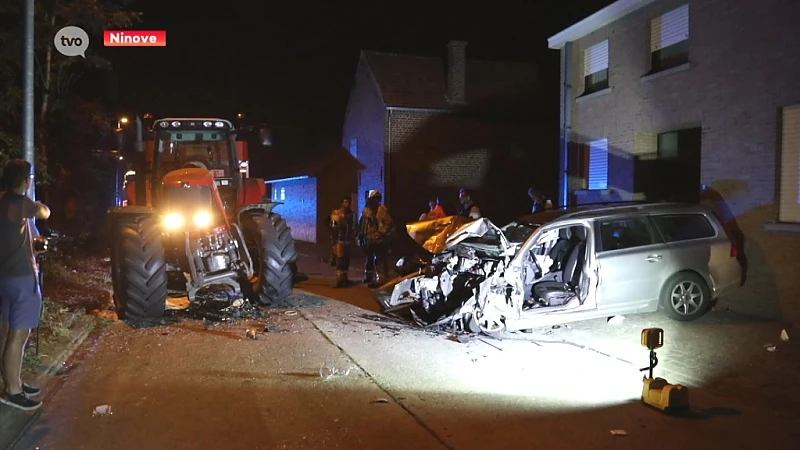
[
  {"xmin": 280, "ymin": 187, "xmax": 286, "ymax": 201},
  {"xmin": 587, "ymin": 138, "xmax": 609, "ymax": 190},
  {"xmin": 650, "ymin": 4, "xmax": 689, "ymax": 53},
  {"xmin": 272, "ymin": 188, "xmax": 278, "ymax": 201},
  {"xmin": 779, "ymin": 105, "xmax": 800, "ymax": 223}
]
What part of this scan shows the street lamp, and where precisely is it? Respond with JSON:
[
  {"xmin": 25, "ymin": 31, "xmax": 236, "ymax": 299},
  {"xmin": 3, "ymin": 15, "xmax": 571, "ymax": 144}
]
[{"xmin": 118, "ymin": 116, "xmax": 129, "ymax": 128}]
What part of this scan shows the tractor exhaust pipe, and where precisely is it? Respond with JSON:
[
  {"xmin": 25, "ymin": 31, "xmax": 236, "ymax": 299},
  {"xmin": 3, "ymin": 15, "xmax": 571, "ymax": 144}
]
[{"xmin": 135, "ymin": 115, "xmax": 147, "ymax": 206}]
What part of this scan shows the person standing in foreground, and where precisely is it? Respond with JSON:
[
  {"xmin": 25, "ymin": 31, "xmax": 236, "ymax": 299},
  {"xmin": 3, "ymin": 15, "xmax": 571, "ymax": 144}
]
[
  {"xmin": 0, "ymin": 159, "xmax": 51, "ymax": 411},
  {"xmin": 358, "ymin": 190, "xmax": 394, "ymax": 288},
  {"xmin": 329, "ymin": 195, "xmax": 357, "ymax": 288}
]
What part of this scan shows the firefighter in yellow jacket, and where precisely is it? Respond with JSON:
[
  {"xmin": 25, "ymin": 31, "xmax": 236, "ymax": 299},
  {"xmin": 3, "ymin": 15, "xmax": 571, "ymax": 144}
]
[
  {"xmin": 358, "ymin": 190, "xmax": 394, "ymax": 288},
  {"xmin": 329, "ymin": 195, "xmax": 357, "ymax": 288}
]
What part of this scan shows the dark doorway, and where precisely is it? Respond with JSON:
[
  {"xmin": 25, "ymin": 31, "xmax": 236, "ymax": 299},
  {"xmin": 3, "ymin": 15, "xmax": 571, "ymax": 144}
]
[{"xmin": 636, "ymin": 127, "xmax": 702, "ymax": 203}]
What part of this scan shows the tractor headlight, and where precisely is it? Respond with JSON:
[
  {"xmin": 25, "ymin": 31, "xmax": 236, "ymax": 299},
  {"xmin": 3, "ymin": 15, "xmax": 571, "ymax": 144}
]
[
  {"xmin": 193, "ymin": 211, "xmax": 212, "ymax": 228},
  {"xmin": 163, "ymin": 213, "xmax": 184, "ymax": 229}
]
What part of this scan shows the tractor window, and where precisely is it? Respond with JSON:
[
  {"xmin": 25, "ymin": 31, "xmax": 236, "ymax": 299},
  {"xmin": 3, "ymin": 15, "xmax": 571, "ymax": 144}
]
[{"xmin": 155, "ymin": 131, "xmax": 234, "ymax": 180}]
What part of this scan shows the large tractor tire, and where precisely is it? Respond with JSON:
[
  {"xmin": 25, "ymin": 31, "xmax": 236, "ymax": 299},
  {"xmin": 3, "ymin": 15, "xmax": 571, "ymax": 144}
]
[
  {"xmin": 110, "ymin": 215, "xmax": 168, "ymax": 321},
  {"xmin": 243, "ymin": 211, "xmax": 297, "ymax": 307}
]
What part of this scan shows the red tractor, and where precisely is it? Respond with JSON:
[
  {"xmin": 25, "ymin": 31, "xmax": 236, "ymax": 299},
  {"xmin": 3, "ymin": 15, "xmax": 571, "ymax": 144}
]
[{"xmin": 107, "ymin": 116, "xmax": 298, "ymax": 321}]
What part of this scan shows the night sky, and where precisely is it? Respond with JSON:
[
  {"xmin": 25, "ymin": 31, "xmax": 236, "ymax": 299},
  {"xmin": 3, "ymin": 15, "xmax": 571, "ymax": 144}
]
[{"xmin": 100, "ymin": 0, "xmax": 616, "ymax": 150}]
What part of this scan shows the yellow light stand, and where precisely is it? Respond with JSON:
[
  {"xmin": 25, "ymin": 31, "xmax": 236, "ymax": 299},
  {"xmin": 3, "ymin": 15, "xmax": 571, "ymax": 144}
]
[{"xmin": 640, "ymin": 328, "xmax": 690, "ymax": 414}]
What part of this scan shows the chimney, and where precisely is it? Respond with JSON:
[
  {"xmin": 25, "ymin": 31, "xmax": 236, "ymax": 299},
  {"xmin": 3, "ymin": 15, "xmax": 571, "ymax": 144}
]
[{"xmin": 446, "ymin": 40, "xmax": 467, "ymax": 105}]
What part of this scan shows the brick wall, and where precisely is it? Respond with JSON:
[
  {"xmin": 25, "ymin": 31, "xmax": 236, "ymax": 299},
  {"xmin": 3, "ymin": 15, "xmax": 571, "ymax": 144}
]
[
  {"xmin": 341, "ymin": 54, "xmax": 387, "ymax": 216},
  {"xmin": 563, "ymin": 0, "xmax": 800, "ymax": 322},
  {"xmin": 388, "ymin": 110, "xmax": 557, "ymax": 227},
  {"xmin": 269, "ymin": 177, "xmax": 317, "ymax": 243}
]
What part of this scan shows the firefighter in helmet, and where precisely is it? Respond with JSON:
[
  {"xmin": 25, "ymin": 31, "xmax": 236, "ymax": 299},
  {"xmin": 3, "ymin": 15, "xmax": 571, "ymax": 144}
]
[
  {"xmin": 329, "ymin": 195, "xmax": 357, "ymax": 288},
  {"xmin": 358, "ymin": 190, "xmax": 394, "ymax": 288}
]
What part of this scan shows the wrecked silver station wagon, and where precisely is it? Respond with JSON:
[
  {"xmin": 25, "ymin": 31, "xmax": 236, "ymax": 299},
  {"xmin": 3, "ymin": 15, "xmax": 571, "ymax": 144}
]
[{"xmin": 373, "ymin": 203, "xmax": 744, "ymax": 334}]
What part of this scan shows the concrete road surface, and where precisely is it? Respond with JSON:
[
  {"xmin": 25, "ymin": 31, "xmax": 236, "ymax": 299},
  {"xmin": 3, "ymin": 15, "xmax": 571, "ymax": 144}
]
[{"xmin": 10, "ymin": 255, "xmax": 800, "ymax": 449}]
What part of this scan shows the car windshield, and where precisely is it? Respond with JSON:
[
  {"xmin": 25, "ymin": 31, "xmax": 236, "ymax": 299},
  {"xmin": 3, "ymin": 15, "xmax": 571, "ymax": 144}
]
[
  {"xmin": 155, "ymin": 130, "xmax": 233, "ymax": 179},
  {"xmin": 502, "ymin": 222, "xmax": 540, "ymax": 243}
]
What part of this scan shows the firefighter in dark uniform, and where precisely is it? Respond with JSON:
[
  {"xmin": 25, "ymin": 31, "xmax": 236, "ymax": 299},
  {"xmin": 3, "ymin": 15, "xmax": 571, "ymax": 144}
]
[
  {"xmin": 358, "ymin": 190, "xmax": 394, "ymax": 288},
  {"xmin": 329, "ymin": 195, "xmax": 357, "ymax": 288},
  {"xmin": 457, "ymin": 188, "xmax": 481, "ymax": 219}
]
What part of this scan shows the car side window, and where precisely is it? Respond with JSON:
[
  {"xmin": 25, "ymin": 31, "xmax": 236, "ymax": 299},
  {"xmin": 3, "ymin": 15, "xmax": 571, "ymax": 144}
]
[
  {"xmin": 650, "ymin": 213, "xmax": 716, "ymax": 243},
  {"xmin": 596, "ymin": 216, "xmax": 656, "ymax": 252}
]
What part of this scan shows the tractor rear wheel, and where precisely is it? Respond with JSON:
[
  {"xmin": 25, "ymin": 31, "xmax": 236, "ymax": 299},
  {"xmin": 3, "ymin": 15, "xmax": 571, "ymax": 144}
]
[
  {"xmin": 110, "ymin": 215, "xmax": 168, "ymax": 321},
  {"xmin": 243, "ymin": 211, "xmax": 297, "ymax": 307}
]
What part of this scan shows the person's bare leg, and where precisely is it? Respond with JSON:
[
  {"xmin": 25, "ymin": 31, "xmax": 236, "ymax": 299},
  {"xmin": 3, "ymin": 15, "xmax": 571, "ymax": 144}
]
[
  {"xmin": 0, "ymin": 319, "xmax": 8, "ymax": 387},
  {"xmin": 2, "ymin": 328, "xmax": 31, "ymax": 395}
]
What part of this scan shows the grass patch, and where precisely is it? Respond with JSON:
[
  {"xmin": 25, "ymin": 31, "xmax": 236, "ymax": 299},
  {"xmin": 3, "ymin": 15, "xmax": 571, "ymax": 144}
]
[{"xmin": 22, "ymin": 254, "xmax": 115, "ymax": 376}]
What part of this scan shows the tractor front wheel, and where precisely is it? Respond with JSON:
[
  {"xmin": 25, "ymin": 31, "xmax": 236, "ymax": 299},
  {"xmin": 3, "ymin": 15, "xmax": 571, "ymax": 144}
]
[
  {"xmin": 110, "ymin": 215, "xmax": 168, "ymax": 321},
  {"xmin": 243, "ymin": 211, "xmax": 297, "ymax": 307}
]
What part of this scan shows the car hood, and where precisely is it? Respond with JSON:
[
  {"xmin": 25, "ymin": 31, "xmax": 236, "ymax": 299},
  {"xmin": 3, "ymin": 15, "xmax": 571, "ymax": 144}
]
[{"xmin": 406, "ymin": 216, "xmax": 511, "ymax": 255}]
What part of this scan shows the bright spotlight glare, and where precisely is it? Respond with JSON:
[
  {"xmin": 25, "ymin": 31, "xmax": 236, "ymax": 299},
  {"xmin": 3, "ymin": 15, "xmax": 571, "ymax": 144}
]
[
  {"xmin": 163, "ymin": 213, "xmax": 184, "ymax": 229},
  {"xmin": 193, "ymin": 211, "xmax": 212, "ymax": 228}
]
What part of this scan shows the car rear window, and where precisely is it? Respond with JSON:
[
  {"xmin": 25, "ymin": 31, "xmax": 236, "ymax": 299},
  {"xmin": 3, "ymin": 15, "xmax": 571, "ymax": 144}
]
[{"xmin": 651, "ymin": 213, "xmax": 716, "ymax": 243}]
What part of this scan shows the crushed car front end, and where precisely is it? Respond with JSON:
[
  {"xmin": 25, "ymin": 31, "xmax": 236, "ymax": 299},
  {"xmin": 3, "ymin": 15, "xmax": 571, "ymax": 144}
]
[{"xmin": 372, "ymin": 216, "xmax": 522, "ymax": 329}]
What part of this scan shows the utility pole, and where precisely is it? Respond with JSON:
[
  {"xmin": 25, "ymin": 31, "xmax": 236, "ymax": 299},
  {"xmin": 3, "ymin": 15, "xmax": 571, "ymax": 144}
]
[{"xmin": 22, "ymin": 0, "xmax": 35, "ymax": 200}]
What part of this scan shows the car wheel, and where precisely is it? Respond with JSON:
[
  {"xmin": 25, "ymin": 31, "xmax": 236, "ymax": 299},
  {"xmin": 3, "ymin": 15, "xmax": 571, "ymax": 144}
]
[
  {"xmin": 466, "ymin": 311, "xmax": 506, "ymax": 336},
  {"xmin": 660, "ymin": 272, "xmax": 711, "ymax": 321}
]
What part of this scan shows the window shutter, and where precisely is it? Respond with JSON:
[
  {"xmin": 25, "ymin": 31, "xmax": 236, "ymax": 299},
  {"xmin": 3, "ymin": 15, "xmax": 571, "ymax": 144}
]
[
  {"xmin": 588, "ymin": 138, "xmax": 609, "ymax": 190},
  {"xmin": 779, "ymin": 105, "xmax": 800, "ymax": 223},
  {"xmin": 651, "ymin": 4, "xmax": 689, "ymax": 52},
  {"xmin": 583, "ymin": 40, "xmax": 609, "ymax": 76}
]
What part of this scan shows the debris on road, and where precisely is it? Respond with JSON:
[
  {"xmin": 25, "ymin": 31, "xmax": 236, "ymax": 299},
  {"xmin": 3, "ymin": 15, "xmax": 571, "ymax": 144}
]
[
  {"xmin": 263, "ymin": 324, "xmax": 289, "ymax": 334},
  {"xmin": 371, "ymin": 398, "xmax": 390, "ymax": 404},
  {"xmin": 447, "ymin": 334, "xmax": 475, "ymax": 344},
  {"xmin": 92, "ymin": 405, "xmax": 112, "ymax": 416},
  {"xmin": 607, "ymin": 315, "xmax": 625, "ymax": 325},
  {"xmin": 609, "ymin": 429, "xmax": 628, "ymax": 436},
  {"xmin": 765, "ymin": 344, "xmax": 777, "ymax": 352},
  {"xmin": 320, "ymin": 363, "xmax": 355, "ymax": 380},
  {"xmin": 246, "ymin": 329, "xmax": 258, "ymax": 340},
  {"xmin": 285, "ymin": 310, "xmax": 299, "ymax": 317},
  {"xmin": 780, "ymin": 329, "xmax": 789, "ymax": 342}
]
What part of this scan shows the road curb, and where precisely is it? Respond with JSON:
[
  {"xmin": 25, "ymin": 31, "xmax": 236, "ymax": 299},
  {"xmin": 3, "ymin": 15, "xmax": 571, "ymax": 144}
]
[{"xmin": 1, "ymin": 315, "xmax": 98, "ymax": 450}]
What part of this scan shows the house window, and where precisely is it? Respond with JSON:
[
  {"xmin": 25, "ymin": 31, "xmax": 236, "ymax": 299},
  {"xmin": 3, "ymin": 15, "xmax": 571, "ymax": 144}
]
[
  {"xmin": 587, "ymin": 138, "xmax": 609, "ymax": 190},
  {"xmin": 280, "ymin": 187, "xmax": 286, "ymax": 201},
  {"xmin": 650, "ymin": 4, "xmax": 689, "ymax": 73},
  {"xmin": 657, "ymin": 131, "xmax": 679, "ymax": 159},
  {"xmin": 349, "ymin": 137, "xmax": 358, "ymax": 158},
  {"xmin": 272, "ymin": 188, "xmax": 278, "ymax": 200},
  {"xmin": 583, "ymin": 40, "xmax": 609, "ymax": 95},
  {"xmin": 779, "ymin": 105, "xmax": 800, "ymax": 223}
]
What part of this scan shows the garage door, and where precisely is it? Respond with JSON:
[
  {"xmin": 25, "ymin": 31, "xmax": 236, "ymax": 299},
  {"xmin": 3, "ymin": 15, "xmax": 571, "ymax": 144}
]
[{"xmin": 779, "ymin": 105, "xmax": 800, "ymax": 223}]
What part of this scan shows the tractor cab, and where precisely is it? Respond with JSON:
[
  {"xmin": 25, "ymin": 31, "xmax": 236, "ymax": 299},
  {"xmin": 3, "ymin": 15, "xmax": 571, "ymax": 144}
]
[
  {"xmin": 152, "ymin": 119, "xmax": 241, "ymax": 221},
  {"xmin": 120, "ymin": 118, "xmax": 267, "ymax": 217}
]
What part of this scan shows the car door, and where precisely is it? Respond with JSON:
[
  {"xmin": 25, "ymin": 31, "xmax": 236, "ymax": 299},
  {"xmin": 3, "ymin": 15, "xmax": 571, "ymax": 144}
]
[{"xmin": 593, "ymin": 214, "xmax": 669, "ymax": 309}]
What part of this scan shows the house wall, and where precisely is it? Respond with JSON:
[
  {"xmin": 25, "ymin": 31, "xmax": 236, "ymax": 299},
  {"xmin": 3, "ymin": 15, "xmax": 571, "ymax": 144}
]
[
  {"xmin": 269, "ymin": 177, "xmax": 318, "ymax": 243},
  {"xmin": 342, "ymin": 54, "xmax": 388, "ymax": 216},
  {"xmin": 562, "ymin": 0, "xmax": 800, "ymax": 321},
  {"xmin": 387, "ymin": 109, "xmax": 553, "ymax": 227}
]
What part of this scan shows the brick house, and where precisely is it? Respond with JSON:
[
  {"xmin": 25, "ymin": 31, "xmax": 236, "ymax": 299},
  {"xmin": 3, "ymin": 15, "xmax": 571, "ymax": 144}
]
[
  {"xmin": 264, "ymin": 146, "xmax": 364, "ymax": 243},
  {"xmin": 548, "ymin": 0, "xmax": 800, "ymax": 321},
  {"xmin": 342, "ymin": 41, "xmax": 555, "ymax": 229}
]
